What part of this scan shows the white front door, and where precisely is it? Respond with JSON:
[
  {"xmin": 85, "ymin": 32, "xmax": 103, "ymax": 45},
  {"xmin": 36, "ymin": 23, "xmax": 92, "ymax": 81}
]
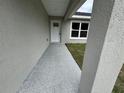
[{"xmin": 51, "ymin": 20, "xmax": 61, "ymax": 43}]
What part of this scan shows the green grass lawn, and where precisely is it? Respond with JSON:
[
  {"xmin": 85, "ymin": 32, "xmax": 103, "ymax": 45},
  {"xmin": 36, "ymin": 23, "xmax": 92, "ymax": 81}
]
[
  {"xmin": 113, "ymin": 65, "xmax": 124, "ymax": 93},
  {"xmin": 66, "ymin": 43, "xmax": 86, "ymax": 69},
  {"xmin": 66, "ymin": 43, "xmax": 124, "ymax": 93}
]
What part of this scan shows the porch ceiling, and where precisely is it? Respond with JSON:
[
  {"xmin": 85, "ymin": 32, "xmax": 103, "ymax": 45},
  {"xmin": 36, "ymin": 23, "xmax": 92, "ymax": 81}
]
[{"xmin": 41, "ymin": 0, "xmax": 70, "ymax": 16}]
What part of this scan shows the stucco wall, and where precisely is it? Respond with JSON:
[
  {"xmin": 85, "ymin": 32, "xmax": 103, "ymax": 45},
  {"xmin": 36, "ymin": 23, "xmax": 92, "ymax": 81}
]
[
  {"xmin": 0, "ymin": 0, "xmax": 49, "ymax": 93},
  {"xmin": 61, "ymin": 19, "xmax": 90, "ymax": 44},
  {"xmin": 78, "ymin": 0, "xmax": 117, "ymax": 93},
  {"xmin": 90, "ymin": 0, "xmax": 124, "ymax": 92}
]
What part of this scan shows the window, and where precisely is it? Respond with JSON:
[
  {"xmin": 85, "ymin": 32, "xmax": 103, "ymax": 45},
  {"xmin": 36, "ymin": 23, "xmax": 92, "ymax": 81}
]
[
  {"xmin": 70, "ymin": 21, "xmax": 89, "ymax": 39},
  {"xmin": 71, "ymin": 30, "xmax": 79, "ymax": 37},
  {"xmin": 72, "ymin": 22, "xmax": 80, "ymax": 29},
  {"xmin": 53, "ymin": 23, "xmax": 59, "ymax": 27}
]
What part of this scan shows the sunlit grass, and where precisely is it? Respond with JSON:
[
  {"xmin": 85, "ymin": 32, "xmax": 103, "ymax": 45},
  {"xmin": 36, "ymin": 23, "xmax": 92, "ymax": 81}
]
[{"xmin": 66, "ymin": 43, "xmax": 86, "ymax": 69}]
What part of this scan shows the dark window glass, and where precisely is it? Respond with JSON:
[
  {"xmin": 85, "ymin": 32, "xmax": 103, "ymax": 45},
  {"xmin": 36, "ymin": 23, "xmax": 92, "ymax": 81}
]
[
  {"xmin": 53, "ymin": 23, "xmax": 59, "ymax": 27},
  {"xmin": 81, "ymin": 23, "xmax": 89, "ymax": 30},
  {"xmin": 71, "ymin": 30, "xmax": 79, "ymax": 37},
  {"xmin": 72, "ymin": 22, "xmax": 80, "ymax": 30},
  {"xmin": 80, "ymin": 31, "xmax": 87, "ymax": 37}
]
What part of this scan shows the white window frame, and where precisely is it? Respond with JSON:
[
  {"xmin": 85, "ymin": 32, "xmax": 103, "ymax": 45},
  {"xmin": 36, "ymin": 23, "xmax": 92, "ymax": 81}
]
[{"xmin": 70, "ymin": 21, "xmax": 90, "ymax": 39}]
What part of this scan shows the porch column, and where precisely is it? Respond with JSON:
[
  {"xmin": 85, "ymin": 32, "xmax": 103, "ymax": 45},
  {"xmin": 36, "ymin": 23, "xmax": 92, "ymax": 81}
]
[
  {"xmin": 64, "ymin": 0, "xmax": 86, "ymax": 20},
  {"xmin": 78, "ymin": 0, "xmax": 124, "ymax": 93}
]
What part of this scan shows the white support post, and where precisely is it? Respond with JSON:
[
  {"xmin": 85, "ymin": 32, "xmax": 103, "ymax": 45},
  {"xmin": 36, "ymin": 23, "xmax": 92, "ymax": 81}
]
[
  {"xmin": 64, "ymin": 0, "xmax": 86, "ymax": 20},
  {"xmin": 78, "ymin": 0, "xmax": 124, "ymax": 93}
]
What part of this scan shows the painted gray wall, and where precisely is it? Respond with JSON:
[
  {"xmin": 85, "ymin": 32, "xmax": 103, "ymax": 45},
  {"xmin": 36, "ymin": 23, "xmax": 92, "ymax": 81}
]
[
  {"xmin": 0, "ymin": 0, "xmax": 49, "ymax": 93},
  {"xmin": 79, "ymin": 0, "xmax": 124, "ymax": 93},
  {"xmin": 61, "ymin": 19, "xmax": 89, "ymax": 44}
]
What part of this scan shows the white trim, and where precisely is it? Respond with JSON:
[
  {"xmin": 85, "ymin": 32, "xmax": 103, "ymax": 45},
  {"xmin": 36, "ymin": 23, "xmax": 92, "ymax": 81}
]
[
  {"xmin": 72, "ymin": 15, "xmax": 91, "ymax": 19},
  {"xmin": 70, "ymin": 20, "xmax": 90, "ymax": 39},
  {"xmin": 70, "ymin": 37, "xmax": 88, "ymax": 39}
]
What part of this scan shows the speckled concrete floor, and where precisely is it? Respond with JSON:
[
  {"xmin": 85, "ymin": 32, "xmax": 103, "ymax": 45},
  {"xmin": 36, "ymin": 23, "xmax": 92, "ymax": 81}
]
[{"xmin": 17, "ymin": 44, "xmax": 81, "ymax": 93}]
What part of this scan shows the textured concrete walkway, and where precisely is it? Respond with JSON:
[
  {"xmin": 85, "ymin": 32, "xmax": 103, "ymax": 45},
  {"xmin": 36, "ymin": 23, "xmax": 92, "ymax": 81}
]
[{"xmin": 18, "ymin": 44, "xmax": 81, "ymax": 93}]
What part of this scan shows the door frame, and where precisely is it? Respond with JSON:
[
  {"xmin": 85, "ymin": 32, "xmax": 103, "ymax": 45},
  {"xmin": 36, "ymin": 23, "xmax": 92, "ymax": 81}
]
[{"xmin": 50, "ymin": 20, "xmax": 61, "ymax": 43}]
